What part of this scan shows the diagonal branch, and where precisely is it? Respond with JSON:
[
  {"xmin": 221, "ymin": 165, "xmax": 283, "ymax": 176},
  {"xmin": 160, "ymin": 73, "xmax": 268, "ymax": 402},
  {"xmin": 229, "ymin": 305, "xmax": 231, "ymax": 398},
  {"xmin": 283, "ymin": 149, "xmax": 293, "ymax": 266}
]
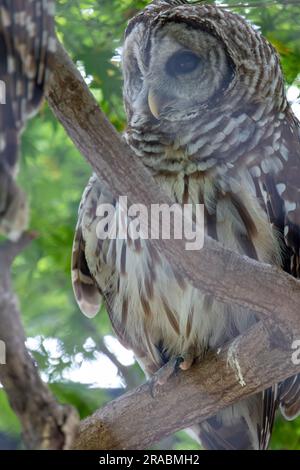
[{"xmin": 74, "ymin": 321, "xmax": 300, "ymax": 450}]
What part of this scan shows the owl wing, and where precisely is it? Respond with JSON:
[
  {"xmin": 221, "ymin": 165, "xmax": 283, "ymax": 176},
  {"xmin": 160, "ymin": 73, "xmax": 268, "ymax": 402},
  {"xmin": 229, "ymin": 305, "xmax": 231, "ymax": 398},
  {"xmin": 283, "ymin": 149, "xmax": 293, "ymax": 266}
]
[
  {"xmin": 259, "ymin": 110, "xmax": 300, "ymax": 421},
  {"xmin": 0, "ymin": 0, "xmax": 55, "ymax": 238},
  {"xmin": 71, "ymin": 174, "xmax": 133, "ymax": 342},
  {"xmin": 72, "ymin": 174, "xmax": 163, "ymax": 372},
  {"xmin": 194, "ymin": 108, "xmax": 300, "ymax": 450},
  {"xmin": 196, "ymin": 387, "xmax": 278, "ymax": 450},
  {"xmin": 71, "ymin": 174, "xmax": 105, "ymax": 318},
  {"xmin": 262, "ymin": 110, "xmax": 300, "ymax": 275}
]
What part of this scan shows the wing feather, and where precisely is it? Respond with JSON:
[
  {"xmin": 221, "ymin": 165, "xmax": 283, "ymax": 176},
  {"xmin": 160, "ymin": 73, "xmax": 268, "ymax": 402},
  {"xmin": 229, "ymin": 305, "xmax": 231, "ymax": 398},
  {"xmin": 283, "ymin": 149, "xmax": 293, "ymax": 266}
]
[
  {"xmin": 71, "ymin": 175, "xmax": 103, "ymax": 318},
  {"xmin": 253, "ymin": 110, "xmax": 300, "ymax": 425}
]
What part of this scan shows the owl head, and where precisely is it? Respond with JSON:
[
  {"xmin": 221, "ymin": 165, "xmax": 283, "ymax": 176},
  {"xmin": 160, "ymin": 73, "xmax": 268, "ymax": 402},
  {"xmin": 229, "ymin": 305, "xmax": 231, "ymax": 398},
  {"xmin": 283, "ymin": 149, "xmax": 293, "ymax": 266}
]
[{"xmin": 122, "ymin": 1, "xmax": 285, "ymax": 129}]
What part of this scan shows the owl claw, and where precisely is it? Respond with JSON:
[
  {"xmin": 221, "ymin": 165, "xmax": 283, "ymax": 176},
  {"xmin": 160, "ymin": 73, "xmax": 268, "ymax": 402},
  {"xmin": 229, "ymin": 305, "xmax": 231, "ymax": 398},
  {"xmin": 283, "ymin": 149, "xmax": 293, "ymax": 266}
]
[
  {"xmin": 149, "ymin": 353, "xmax": 195, "ymax": 398},
  {"xmin": 149, "ymin": 358, "xmax": 179, "ymax": 398},
  {"xmin": 178, "ymin": 352, "xmax": 195, "ymax": 371},
  {"xmin": 175, "ymin": 356, "xmax": 185, "ymax": 371}
]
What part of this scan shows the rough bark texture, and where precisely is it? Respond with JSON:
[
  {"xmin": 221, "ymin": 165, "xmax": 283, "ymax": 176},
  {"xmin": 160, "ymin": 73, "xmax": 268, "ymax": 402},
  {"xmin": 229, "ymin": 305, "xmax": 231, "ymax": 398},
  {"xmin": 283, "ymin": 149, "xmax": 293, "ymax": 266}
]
[
  {"xmin": 74, "ymin": 322, "xmax": 299, "ymax": 450},
  {"xmin": 0, "ymin": 235, "xmax": 79, "ymax": 449}
]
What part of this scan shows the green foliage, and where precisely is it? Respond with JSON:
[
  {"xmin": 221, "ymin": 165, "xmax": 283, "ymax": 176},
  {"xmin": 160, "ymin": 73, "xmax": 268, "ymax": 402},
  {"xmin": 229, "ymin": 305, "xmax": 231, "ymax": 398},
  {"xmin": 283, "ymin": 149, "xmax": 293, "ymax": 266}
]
[
  {"xmin": 0, "ymin": 0, "xmax": 300, "ymax": 450},
  {"xmin": 49, "ymin": 382, "xmax": 109, "ymax": 419},
  {"xmin": 0, "ymin": 391, "xmax": 21, "ymax": 438}
]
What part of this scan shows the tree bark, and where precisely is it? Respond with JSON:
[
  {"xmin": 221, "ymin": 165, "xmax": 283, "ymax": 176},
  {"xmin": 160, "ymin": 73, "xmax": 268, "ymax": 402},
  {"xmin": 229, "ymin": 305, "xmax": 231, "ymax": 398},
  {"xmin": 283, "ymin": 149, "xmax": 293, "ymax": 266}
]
[
  {"xmin": 0, "ymin": 234, "xmax": 79, "ymax": 449},
  {"xmin": 74, "ymin": 322, "xmax": 300, "ymax": 450}
]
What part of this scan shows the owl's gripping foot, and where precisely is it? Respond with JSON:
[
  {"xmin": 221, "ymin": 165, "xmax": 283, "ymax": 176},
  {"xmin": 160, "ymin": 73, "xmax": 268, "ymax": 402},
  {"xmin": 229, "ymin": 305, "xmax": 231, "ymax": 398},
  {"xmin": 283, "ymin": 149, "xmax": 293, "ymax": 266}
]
[
  {"xmin": 178, "ymin": 351, "xmax": 195, "ymax": 371},
  {"xmin": 150, "ymin": 352, "xmax": 196, "ymax": 398}
]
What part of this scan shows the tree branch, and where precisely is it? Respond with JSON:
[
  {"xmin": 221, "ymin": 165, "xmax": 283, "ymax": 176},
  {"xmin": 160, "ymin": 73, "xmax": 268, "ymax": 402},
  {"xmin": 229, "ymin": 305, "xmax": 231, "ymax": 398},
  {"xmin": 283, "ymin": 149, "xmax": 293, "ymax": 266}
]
[
  {"xmin": 0, "ymin": 234, "xmax": 79, "ymax": 449},
  {"xmin": 74, "ymin": 322, "xmax": 300, "ymax": 449}
]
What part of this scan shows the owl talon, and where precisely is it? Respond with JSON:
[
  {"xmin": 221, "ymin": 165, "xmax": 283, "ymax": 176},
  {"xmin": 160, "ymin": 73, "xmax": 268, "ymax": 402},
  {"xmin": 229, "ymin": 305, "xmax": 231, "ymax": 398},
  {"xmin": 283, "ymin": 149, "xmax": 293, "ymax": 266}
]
[
  {"xmin": 149, "ymin": 354, "xmax": 195, "ymax": 398},
  {"xmin": 149, "ymin": 358, "xmax": 179, "ymax": 397},
  {"xmin": 175, "ymin": 356, "xmax": 185, "ymax": 372},
  {"xmin": 178, "ymin": 352, "xmax": 195, "ymax": 371}
]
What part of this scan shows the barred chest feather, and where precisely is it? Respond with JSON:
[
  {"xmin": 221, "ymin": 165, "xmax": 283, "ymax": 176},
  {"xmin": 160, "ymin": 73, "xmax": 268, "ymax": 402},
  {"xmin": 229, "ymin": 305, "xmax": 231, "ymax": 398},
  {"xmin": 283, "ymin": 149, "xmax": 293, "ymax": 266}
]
[{"xmin": 81, "ymin": 166, "xmax": 280, "ymax": 376}]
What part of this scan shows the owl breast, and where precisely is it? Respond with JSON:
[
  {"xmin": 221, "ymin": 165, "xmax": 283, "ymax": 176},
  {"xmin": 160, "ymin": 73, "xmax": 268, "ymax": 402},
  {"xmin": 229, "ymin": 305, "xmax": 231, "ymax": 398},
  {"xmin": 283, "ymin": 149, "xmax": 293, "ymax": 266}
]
[{"xmin": 84, "ymin": 165, "xmax": 281, "ymax": 376}]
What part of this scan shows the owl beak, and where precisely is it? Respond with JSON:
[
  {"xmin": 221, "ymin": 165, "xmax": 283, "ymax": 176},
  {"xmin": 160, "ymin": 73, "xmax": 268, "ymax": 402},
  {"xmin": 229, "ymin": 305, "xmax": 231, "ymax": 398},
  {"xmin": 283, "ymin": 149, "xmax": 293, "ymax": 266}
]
[{"xmin": 148, "ymin": 89, "xmax": 164, "ymax": 120}]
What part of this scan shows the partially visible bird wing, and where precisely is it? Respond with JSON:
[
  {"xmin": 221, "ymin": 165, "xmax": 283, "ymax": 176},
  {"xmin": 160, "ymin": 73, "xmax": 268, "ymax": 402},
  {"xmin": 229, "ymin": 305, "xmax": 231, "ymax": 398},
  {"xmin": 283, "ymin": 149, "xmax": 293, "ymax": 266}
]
[
  {"xmin": 257, "ymin": 110, "xmax": 300, "ymax": 422},
  {"xmin": 194, "ymin": 108, "xmax": 300, "ymax": 450},
  {"xmin": 71, "ymin": 222, "xmax": 103, "ymax": 319},
  {"xmin": 0, "ymin": 0, "xmax": 55, "ymax": 238},
  {"xmin": 71, "ymin": 175, "xmax": 104, "ymax": 318},
  {"xmin": 196, "ymin": 387, "xmax": 278, "ymax": 450},
  {"xmin": 279, "ymin": 374, "xmax": 300, "ymax": 421},
  {"xmin": 71, "ymin": 174, "xmax": 158, "ymax": 368}
]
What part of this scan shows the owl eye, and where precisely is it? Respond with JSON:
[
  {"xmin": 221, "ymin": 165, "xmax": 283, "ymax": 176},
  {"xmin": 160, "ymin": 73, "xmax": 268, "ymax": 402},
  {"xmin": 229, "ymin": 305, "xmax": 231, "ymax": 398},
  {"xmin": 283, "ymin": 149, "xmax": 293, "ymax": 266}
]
[{"xmin": 165, "ymin": 51, "xmax": 201, "ymax": 77}]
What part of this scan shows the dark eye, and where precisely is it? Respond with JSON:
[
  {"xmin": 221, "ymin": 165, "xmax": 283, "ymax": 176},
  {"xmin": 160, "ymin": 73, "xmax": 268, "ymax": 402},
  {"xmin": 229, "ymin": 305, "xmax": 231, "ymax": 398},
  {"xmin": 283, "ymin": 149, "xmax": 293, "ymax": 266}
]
[{"xmin": 165, "ymin": 51, "xmax": 201, "ymax": 77}]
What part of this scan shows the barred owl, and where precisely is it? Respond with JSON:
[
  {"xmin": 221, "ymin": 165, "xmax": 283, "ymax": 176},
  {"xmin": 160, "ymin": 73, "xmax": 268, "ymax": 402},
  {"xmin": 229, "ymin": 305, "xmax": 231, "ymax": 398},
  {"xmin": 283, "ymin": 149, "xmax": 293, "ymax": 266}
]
[
  {"xmin": 0, "ymin": 0, "xmax": 55, "ymax": 240},
  {"xmin": 72, "ymin": 0, "xmax": 300, "ymax": 449}
]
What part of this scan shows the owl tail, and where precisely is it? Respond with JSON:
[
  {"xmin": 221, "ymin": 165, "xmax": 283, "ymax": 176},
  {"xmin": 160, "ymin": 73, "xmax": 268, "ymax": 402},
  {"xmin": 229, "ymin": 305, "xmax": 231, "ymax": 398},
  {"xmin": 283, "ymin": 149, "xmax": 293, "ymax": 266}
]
[
  {"xmin": 71, "ymin": 224, "xmax": 103, "ymax": 318},
  {"xmin": 196, "ymin": 418, "xmax": 257, "ymax": 450},
  {"xmin": 192, "ymin": 389, "xmax": 278, "ymax": 450}
]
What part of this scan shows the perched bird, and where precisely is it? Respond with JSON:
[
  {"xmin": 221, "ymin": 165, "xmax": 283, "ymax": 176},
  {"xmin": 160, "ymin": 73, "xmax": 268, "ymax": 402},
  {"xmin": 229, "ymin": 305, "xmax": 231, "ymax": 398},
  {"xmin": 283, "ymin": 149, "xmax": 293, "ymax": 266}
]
[
  {"xmin": 0, "ymin": 0, "xmax": 56, "ymax": 240},
  {"xmin": 72, "ymin": 0, "xmax": 300, "ymax": 449}
]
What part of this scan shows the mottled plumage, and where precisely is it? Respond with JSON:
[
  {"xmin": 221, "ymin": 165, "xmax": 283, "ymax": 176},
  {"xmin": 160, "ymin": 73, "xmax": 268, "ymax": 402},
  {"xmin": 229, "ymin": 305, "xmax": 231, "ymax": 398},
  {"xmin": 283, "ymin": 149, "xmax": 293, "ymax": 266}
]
[
  {"xmin": 0, "ymin": 0, "xmax": 56, "ymax": 239},
  {"xmin": 72, "ymin": 0, "xmax": 300, "ymax": 449}
]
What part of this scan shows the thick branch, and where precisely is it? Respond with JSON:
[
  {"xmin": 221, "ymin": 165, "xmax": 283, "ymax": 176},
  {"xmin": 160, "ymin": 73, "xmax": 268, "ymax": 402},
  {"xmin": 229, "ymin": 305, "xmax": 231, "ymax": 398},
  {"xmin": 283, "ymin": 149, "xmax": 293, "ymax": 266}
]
[
  {"xmin": 0, "ymin": 235, "xmax": 79, "ymax": 449},
  {"xmin": 47, "ymin": 42, "xmax": 300, "ymax": 334},
  {"xmin": 74, "ymin": 321, "xmax": 300, "ymax": 449}
]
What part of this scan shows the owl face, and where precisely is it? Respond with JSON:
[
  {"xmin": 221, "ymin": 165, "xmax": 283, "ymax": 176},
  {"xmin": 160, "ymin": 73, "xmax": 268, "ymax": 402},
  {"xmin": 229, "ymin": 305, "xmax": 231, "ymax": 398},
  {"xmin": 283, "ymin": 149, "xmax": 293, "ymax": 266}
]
[
  {"xmin": 123, "ymin": 19, "xmax": 233, "ymax": 123},
  {"xmin": 123, "ymin": 3, "xmax": 284, "ymax": 134}
]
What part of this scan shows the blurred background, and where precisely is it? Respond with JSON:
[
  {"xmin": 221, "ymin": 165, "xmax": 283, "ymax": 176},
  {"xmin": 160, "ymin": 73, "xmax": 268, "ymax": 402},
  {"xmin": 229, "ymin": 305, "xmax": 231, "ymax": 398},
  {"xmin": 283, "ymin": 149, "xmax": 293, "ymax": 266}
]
[{"xmin": 0, "ymin": 0, "xmax": 300, "ymax": 450}]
